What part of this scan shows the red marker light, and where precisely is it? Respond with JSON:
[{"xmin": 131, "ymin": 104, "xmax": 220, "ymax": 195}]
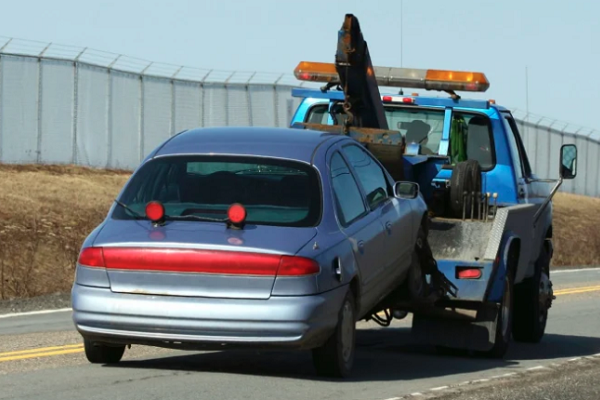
[
  {"xmin": 382, "ymin": 96, "xmax": 392, "ymax": 102},
  {"xmin": 456, "ymin": 267, "xmax": 482, "ymax": 279},
  {"xmin": 402, "ymin": 97, "xmax": 415, "ymax": 104},
  {"xmin": 228, "ymin": 203, "xmax": 247, "ymax": 225},
  {"xmin": 145, "ymin": 201, "xmax": 165, "ymax": 222}
]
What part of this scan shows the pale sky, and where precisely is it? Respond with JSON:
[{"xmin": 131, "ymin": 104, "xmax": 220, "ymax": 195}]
[{"xmin": 2, "ymin": 0, "xmax": 599, "ymax": 132}]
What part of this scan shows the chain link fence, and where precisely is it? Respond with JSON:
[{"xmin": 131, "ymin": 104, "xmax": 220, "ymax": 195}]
[{"xmin": 1, "ymin": 37, "xmax": 598, "ymax": 197}]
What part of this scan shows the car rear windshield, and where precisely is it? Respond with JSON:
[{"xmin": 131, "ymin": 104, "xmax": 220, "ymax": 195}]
[{"xmin": 113, "ymin": 155, "xmax": 321, "ymax": 227}]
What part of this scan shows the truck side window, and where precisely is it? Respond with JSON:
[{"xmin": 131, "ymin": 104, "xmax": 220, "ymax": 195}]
[
  {"xmin": 305, "ymin": 104, "xmax": 329, "ymax": 124},
  {"xmin": 330, "ymin": 152, "xmax": 367, "ymax": 226},
  {"xmin": 450, "ymin": 113, "xmax": 495, "ymax": 170},
  {"xmin": 341, "ymin": 144, "xmax": 390, "ymax": 209},
  {"xmin": 502, "ymin": 113, "xmax": 533, "ymax": 177}
]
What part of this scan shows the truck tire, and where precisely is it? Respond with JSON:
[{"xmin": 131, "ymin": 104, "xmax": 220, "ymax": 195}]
[
  {"xmin": 83, "ymin": 339, "xmax": 125, "ymax": 364},
  {"xmin": 512, "ymin": 241, "xmax": 552, "ymax": 343},
  {"xmin": 312, "ymin": 290, "xmax": 356, "ymax": 378},
  {"xmin": 450, "ymin": 160, "xmax": 481, "ymax": 218}
]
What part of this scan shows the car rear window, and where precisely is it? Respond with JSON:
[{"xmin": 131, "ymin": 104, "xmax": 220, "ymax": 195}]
[{"xmin": 113, "ymin": 155, "xmax": 321, "ymax": 227}]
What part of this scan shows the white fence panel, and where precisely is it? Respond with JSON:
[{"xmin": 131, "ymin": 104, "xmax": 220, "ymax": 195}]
[
  {"xmin": 142, "ymin": 77, "xmax": 171, "ymax": 159},
  {"xmin": 76, "ymin": 65, "xmax": 109, "ymax": 168},
  {"xmin": 0, "ymin": 56, "xmax": 38, "ymax": 163},
  {"xmin": 110, "ymin": 71, "xmax": 141, "ymax": 170},
  {"xmin": 173, "ymin": 81, "xmax": 202, "ymax": 132},
  {"xmin": 40, "ymin": 60, "xmax": 74, "ymax": 164}
]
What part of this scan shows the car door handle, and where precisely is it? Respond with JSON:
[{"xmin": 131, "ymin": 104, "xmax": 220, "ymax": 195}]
[
  {"xmin": 385, "ymin": 221, "xmax": 392, "ymax": 234},
  {"xmin": 357, "ymin": 240, "xmax": 365, "ymax": 254}
]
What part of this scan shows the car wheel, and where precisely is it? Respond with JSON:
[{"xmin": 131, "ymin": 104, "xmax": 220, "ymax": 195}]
[
  {"xmin": 83, "ymin": 339, "xmax": 126, "ymax": 364},
  {"xmin": 482, "ymin": 269, "xmax": 514, "ymax": 359},
  {"xmin": 513, "ymin": 241, "xmax": 551, "ymax": 343},
  {"xmin": 312, "ymin": 290, "xmax": 356, "ymax": 378}
]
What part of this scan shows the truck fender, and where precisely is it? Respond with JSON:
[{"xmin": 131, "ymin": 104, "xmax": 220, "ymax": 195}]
[{"xmin": 486, "ymin": 232, "xmax": 520, "ymax": 303}]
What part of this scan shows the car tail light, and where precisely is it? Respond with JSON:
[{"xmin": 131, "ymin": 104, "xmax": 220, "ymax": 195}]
[
  {"xmin": 456, "ymin": 267, "xmax": 482, "ymax": 279},
  {"xmin": 78, "ymin": 247, "xmax": 105, "ymax": 267},
  {"xmin": 79, "ymin": 247, "xmax": 321, "ymax": 277},
  {"xmin": 278, "ymin": 256, "xmax": 321, "ymax": 276}
]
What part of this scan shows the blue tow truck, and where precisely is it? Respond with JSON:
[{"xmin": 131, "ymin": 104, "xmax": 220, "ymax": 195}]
[{"xmin": 289, "ymin": 14, "xmax": 579, "ymax": 357}]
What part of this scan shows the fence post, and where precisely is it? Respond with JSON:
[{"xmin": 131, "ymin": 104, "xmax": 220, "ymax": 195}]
[
  {"xmin": 224, "ymin": 72, "xmax": 235, "ymax": 126},
  {"xmin": 200, "ymin": 70, "xmax": 212, "ymax": 128},
  {"xmin": 273, "ymin": 74, "xmax": 284, "ymax": 127},
  {"xmin": 246, "ymin": 72, "xmax": 256, "ymax": 126}
]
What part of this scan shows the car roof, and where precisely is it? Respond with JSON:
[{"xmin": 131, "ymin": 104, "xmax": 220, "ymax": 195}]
[{"xmin": 153, "ymin": 126, "xmax": 342, "ymax": 163}]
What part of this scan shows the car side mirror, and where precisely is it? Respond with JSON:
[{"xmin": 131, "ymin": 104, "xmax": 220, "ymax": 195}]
[
  {"xmin": 559, "ymin": 144, "xmax": 577, "ymax": 180},
  {"xmin": 394, "ymin": 181, "xmax": 419, "ymax": 199}
]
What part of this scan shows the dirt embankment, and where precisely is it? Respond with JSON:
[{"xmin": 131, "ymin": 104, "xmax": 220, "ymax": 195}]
[{"xmin": 0, "ymin": 164, "xmax": 598, "ymax": 301}]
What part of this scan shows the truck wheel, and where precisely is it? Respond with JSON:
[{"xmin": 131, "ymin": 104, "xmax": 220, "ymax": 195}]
[
  {"xmin": 312, "ymin": 290, "xmax": 356, "ymax": 378},
  {"xmin": 513, "ymin": 241, "xmax": 551, "ymax": 343},
  {"xmin": 83, "ymin": 339, "xmax": 125, "ymax": 364},
  {"xmin": 450, "ymin": 160, "xmax": 481, "ymax": 218},
  {"xmin": 482, "ymin": 269, "xmax": 514, "ymax": 358}
]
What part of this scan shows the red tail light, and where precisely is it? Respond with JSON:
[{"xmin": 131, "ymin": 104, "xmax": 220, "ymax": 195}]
[
  {"xmin": 78, "ymin": 247, "xmax": 105, "ymax": 267},
  {"xmin": 456, "ymin": 267, "xmax": 482, "ymax": 279},
  {"xmin": 79, "ymin": 247, "xmax": 321, "ymax": 277},
  {"xmin": 278, "ymin": 256, "xmax": 320, "ymax": 276}
]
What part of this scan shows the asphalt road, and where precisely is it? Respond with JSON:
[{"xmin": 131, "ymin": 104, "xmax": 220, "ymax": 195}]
[{"xmin": 1, "ymin": 268, "xmax": 599, "ymax": 400}]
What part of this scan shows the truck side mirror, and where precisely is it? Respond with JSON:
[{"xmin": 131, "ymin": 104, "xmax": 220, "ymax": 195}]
[
  {"xmin": 559, "ymin": 144, "xmax": 577, "ymax": 180},
  {"xmin": 394, "ymin": 181, "xmax": 419, "ymax": 199}
]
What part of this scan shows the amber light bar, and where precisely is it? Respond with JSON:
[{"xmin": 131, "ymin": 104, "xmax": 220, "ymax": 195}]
[{"xmin": 294, "ymin": 61, "xmax": 490, "ymax": 92}]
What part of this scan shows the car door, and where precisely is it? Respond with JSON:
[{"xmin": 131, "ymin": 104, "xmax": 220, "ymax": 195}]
[
  {"xmin": 340, "ymin": 143, "xmax": 414, "ymax": 293},
  {"xmin": 329, "ymin": 150, "xmax": 386, "ymax": 310}
]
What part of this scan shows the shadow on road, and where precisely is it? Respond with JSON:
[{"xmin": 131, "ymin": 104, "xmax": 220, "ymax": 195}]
[{"xmin": 105, "ymin": 327, "xmax": 600, "ymax": 382}]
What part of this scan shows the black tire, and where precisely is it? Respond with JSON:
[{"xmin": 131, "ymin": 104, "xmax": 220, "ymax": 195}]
[
  {"xmin": 482, "ymin": 266, "xmax": 514, "ymax": 359},
  {"xmin": 450, "ymin": 161, "xmax": 470, "ymax": 217},
  {"xmin": 312, "ymin": 290, "xmax": 356, "ymax": 378},
  {"xmin": 84, "ymin": 339, "xmax": 126, "ymax": 364},
  {"xmin": 450, "ymin": 160, "xmax": 482, "ymax": 218},
  {"xmin": 407, "ymin": 226, "xmax": 430, "ymax": 300},
  {"xmin": 513, "ymin": 241, "xmax": 552, "ymax": 343}
]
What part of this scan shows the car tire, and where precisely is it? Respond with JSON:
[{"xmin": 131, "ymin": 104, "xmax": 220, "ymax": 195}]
[
  {"xmin": 407, "ymin": 225, "xmax": 431, "ymax": 300},
  {"xmin": 312, "ymin": 290, "xmax": 356, "ymax": 378},
  {"xmin": 481, "ymin": 268, "xmax": 514, "ymax": 359},
  {"xmin": 513, "ymin": 241, "xmax": 551, "ymax": 343},
  {"xmin": 83, "ymin": 339, "xmax": 126, "ymax": 364}
]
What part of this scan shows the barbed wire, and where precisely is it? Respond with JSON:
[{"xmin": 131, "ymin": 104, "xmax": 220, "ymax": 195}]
[
  {"xmin": 510, "ymin": 108, "xmax": 600, "ymax": 141},
  {"xmin": 1, "ymin": 36, "xmax": 599, "ymax": 141},
  {"xmin": 0, "ymin": 35, "xmax": 313, "ymax": 86}
]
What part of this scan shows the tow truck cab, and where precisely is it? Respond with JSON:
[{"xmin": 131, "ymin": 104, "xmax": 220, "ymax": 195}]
[{"xmin": 289, "ymin": 69, "xmax": 578, "ymax": 353}]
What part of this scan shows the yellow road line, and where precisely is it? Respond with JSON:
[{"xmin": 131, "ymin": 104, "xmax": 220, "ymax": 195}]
[
  {"xmin": 1, "ymin": 285, "xmax": 599, "ymax": 364},
  {"xmin": 0, "ymin": 348, "xmax": 83, "ymax": 363},
  {"xmin": 554, "ymin": 285, "xmax": 600, "ymax": 296},
  {"xmin": 0, "ymin": 344, "xmax": 83, "ymax": 358}
]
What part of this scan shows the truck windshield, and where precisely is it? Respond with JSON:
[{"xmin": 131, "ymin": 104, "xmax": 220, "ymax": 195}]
[
  {"xmin": 307, "ymin": 103, "xmax": 444, "ymax": 154},
  {"xmin": 113, "ymin": 155, "xmax": 321, "ymax": 227}
]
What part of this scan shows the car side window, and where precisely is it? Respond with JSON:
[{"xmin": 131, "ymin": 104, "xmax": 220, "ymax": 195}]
[
  {"xmin": 341, "ymin": 144, "xmax": 390, "ymax": 209},
  {"xmin": 330, "ymin": 152, "xmax": 367, "ymax": 226}
]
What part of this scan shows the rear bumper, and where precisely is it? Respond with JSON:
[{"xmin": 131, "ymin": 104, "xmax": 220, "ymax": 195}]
[{"xmin": 71, "ymin": 284, "xmax": 346, "ymax": 350}]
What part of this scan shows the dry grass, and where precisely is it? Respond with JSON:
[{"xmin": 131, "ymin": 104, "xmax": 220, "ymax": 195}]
[
  {"xmin": 0, "ymin": 164, "xmax": 598, "ymax": 300},
  {"xmin": 552, "ymin": 192, "xmax": 600, "ymax": 266},
  {"xmin": 0, "ymin": 164, "xmax": 130, "ymax": 300}
]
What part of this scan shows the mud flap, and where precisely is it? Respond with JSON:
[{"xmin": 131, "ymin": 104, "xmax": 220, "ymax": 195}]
[{"xmin": 411, "ymin": 302, "xmax": 499, "ymax": 352}]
